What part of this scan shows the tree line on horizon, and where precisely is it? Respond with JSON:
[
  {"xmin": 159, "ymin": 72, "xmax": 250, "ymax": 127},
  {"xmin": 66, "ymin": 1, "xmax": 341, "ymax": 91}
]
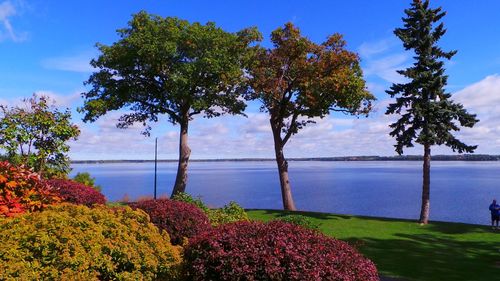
[
  {"xmin": 0, "ymin": 0, "xmax": 478, "ymax": 224},
  {"xmin": 69, "ymin": 154, "xmax": 500, "ymax": 164}
]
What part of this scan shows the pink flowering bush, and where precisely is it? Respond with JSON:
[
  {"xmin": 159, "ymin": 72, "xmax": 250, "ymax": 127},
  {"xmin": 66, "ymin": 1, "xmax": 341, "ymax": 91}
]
[
  {"xmin": 183, "ymin": 221, "xmax": 379, "ymax": 281},
  {"xmin": 46, "ymin": 179, "xmax": 106, "ymax": 206},
  {"xmin": 130, "ymin": 198, "xmax": 211, "ymax": 245}
]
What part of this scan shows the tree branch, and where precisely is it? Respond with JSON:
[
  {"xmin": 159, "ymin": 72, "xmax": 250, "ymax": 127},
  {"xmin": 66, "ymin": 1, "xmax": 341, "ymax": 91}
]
[
  {"xmin": 330, "ymin": 107, "xmax": 354, "ymax": 114},
  {"xmin": 277, "ymin": 81, "xmax": 295, "ymax": 123},
  {"xmin": 282, "ymin": 111, "xmax": 299, "ymax": 145},
  {"xmin": 189, "ymin": 110, "xmax": 202, "ymax": 117},
  {"xmin": 132, "ymin": 97, "xmax": 181, "ymax": 123}
]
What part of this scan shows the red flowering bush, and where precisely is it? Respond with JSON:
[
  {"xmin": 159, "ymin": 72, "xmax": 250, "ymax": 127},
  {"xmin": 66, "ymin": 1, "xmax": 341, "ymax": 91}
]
[
  {"xmin": 47, "ymin": 179, "xmax": 106, "ymax": 206},
  {"xmin": 183, "ymin": 221, "xmax": 379, "ymax": 281},
  {"xmin": 0, "ymin": 161, "xmax": 60, "ymax": 217},
  {"xmin": 130, "ymin": 198, "xmax": 211, "ymax": 245}
]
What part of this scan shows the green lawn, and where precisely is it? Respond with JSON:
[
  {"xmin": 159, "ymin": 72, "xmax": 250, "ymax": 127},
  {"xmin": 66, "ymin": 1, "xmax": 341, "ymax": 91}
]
[{"xmin": 247, "ymin": 210, "xmax": 499, "ymax": 281}]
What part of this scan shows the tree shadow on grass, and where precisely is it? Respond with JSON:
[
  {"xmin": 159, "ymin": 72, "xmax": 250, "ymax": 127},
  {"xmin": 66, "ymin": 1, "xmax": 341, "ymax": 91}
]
[
  {"xmin": 246, "ymin": 208, "xmax": 352, "ymax": 220},
  {"xmin": 424, "ymin": 221, "xmax": 491, "ymax": 235},
  {"xmin": 346, "ymin": 233, "xmax": 499, "ymax": 281},
  {"xmin": 343, "ymin": 215, "xmax": 491, "ymax": 235},
  {"xmin": 249, "ymin": 209, "xmax": 492, "ymax": 235}
]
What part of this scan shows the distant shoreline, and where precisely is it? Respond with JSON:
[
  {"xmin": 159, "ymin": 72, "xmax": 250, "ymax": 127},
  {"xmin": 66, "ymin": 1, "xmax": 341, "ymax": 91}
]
[{"xmin": 71, "ymin": 154, "xmax": 500, "ymax": 164}]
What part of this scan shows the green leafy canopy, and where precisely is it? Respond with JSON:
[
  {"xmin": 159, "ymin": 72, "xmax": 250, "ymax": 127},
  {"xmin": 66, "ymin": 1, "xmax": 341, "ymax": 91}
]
[
  {"xmin": 0, "ymin": 94, "xmax": 80, "ymax": 178},
  {"xmin": 247, "ymin": 23, "xmax": 374, "ymax": 144},
  {"xmin": 79, "ymin": 11, "xmax": 262, "ymax": 135},
  {"xmin": 73, "ymin": 172, "xmax": 102, "ymax": 192}
]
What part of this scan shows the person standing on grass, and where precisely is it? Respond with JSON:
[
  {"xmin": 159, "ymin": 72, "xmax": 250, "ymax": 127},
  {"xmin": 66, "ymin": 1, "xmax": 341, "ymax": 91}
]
[{"xmin": 489, "ymin": 199, "xmax": 499, "ymax": 229}]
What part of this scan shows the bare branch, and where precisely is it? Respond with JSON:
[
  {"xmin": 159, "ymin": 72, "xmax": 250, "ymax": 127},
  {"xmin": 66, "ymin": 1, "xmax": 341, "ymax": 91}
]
[
  {"xmin": 282, "ymin": 111, "xmax": 299, "ymax": 145},
  {"xmin": 189, "ymin": 110, "xmax": 202, "ymax": 117}
]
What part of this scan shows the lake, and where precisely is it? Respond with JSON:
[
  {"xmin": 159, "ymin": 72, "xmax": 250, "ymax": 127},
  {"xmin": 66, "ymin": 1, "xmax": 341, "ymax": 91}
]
[{"xmin": 70, "ymin": 161, "xmax": 500, "ymax": 225}]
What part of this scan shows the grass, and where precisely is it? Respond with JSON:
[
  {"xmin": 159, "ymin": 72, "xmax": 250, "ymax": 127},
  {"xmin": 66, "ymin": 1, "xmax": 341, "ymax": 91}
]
[
  {"xmin": 247, "ymin": 209, "xmax": 499, "ymax": 281},
  {"xmin": 106, "ymin": 201, "xmax": 128, "ymax": 207}
]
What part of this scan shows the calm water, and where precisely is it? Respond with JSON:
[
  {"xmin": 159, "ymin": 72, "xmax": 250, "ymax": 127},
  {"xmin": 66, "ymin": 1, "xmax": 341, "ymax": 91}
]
[{"xmin": 70, "ymin": 161, "xmax": 500, "ymax": 225}]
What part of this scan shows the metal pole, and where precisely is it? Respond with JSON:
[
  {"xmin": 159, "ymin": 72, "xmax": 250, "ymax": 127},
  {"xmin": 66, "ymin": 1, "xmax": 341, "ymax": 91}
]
[{"xmin": 154, "ymin": 137, "xmax": 158, "ymax": 200}]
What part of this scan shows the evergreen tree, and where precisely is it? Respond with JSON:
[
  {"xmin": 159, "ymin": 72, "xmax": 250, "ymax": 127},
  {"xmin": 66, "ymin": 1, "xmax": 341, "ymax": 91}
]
[{"xmin": 386, "ymin": 0, "xmax": 478, "ymax": 224}]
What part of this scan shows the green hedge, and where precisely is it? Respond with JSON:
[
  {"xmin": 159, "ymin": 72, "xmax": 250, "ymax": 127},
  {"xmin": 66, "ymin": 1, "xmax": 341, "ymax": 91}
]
[
  {"xmin": 172, "ymin": 192, "xmax": 248, "ymax": 226},
  {"xmin": 274, "ymin": 214, "xmax": 320, "ymax": 230},
  {"xmin": 208, "ymin": 201, "xmax": 249, "ymax": 226}
]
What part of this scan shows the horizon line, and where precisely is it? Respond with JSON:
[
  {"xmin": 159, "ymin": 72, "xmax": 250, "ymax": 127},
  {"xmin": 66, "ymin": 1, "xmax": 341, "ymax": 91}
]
[{"xmin": 70, "ymin": 154, "xmax": 499, "ymax": 163}]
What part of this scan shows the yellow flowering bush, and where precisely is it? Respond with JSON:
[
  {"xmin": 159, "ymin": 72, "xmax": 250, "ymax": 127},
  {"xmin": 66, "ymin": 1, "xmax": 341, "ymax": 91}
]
[{"xmin": 0, "ymin": 204, "xmax": 182, "ymax": 280}]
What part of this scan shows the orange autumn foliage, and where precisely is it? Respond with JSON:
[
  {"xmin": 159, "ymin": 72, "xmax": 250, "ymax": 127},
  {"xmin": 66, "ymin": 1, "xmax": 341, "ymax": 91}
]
[{"xmin": 0, "ymin": 161, "xmax": 60, "ymax": 217}]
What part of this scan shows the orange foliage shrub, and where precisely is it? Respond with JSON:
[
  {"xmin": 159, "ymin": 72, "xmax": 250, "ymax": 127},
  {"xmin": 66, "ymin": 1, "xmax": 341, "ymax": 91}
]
[{"xmin": 0, "ymin": 161, "xmax": 60, "ymax": 217}]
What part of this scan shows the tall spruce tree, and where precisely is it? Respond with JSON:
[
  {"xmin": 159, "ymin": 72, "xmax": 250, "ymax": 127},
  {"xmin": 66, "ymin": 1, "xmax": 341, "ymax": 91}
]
[{"xmin": 386, "ymin": 0, "xmax": 478, "ymax": 224}]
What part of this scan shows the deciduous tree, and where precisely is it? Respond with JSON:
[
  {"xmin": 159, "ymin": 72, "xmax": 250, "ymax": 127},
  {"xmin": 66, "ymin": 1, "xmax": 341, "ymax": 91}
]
[
  {"xmin": 0, "ymin": 94, "xmax": 80, "ymax": 178},
  {"xmin": 79, "ymin": 12, "xmax": 261, "ymax": 196},
  {"xmin": 386, "ymin": 0, "xmax": 478, "ymax": 224},
  {"xmin": 248, "ymin": 23, "xmax": 374, "ymax": 210}
]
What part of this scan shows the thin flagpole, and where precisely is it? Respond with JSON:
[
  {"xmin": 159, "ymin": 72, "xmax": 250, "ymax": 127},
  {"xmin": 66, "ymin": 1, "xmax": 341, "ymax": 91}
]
[{"xmin": 154, "ymin": 137, "xmax": 158, "ymax": 200}]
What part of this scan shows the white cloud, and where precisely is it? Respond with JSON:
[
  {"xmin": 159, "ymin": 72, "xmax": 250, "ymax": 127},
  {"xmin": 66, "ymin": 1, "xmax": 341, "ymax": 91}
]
[
  {"xmin": 34, "ymin": 90, "xmax": 80, "ymax": 107},
  {"xmin": 41, "ymin": 51, "xmax": 96, "ymax": 73},
  {"xmin": 241, "ymin": 113, "xmax": 271, "ymax": 134},
  {"xmin": 68, "ymin": 75, "xmax": 500, "ymax": 160},
  {"xmin": 366, "ymin": 82, "xmax": 386, "ymax": 95},
  {"xmin": 0, "ymin": 1, "xmax": 26, "ymax": 42},
  {"xmin": 69, "ymin": 108, "xmax": 395, "ymax": 160},
  {"xmin": 358, "ymin": 38, "xmax": 410, "ymax": 84},
  {"xmin": 454, "ymin": 75, "xmax": 500, "ymax": 113},
  {"xmin": 285, "ymin": 75, "xmax": 500, "ymax": 156},
  {"xmin": 450, "ymin": 74, "xmax": 500, "ymax": 153},
  {"xmin": 358, "ymin": 38, "xmax": 396, "ymax": 58},
  {"xmin": 363, "ymin": 53, "xmax": 409, "ymax": 84},
  {"xmin": 0, "ymin": 91, "xmax": 81, "ymax": 108},
  {"xmin": 70, "ymin": 112, "xmax": 157, "ymax": 159},
  {"xmin": 195, "ymin": 123, "xmax": 229, "ymax": 137}
]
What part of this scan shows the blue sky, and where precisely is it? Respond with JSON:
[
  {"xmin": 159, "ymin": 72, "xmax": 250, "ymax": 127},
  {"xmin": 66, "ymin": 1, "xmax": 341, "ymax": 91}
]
[{"xmin": 1, "ymin": 0, "xmax": 499, "ymax": 160}]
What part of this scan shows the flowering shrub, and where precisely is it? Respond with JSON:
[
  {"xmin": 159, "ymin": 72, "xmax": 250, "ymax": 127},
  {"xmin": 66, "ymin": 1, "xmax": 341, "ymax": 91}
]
[
  {"xmin": 208, "ymin": 201, "xmax": 249, "ymax": 226},
  {"xmin": 130, "ymin": 198, "xmax": 211, "ymax": 245},
  {"xmin": 183, "ymin": 221, "xmax": 379, "ymax": 281},
  {"xmin": 274, "ymin": 214, "xmax": 320, "ymax": 230},
  {"xmin": 0, "ymin": 161, "xmax": 60, "ymax": 217},
  {"xmin": 47, "ymin": 178, "xmax": 106, "ymax": 206},
  {"xmin": 0, "ymin": 204, "xmax": 182, "ymax": 280}
]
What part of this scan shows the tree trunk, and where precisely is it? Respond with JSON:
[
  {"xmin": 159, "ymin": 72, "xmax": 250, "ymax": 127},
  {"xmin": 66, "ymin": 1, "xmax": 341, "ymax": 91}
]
[
  {"xmin": 38, "ymin": 159, "xmax": 45, "ymax": 179},
  {"xmin": 170, "ymin": 112, "xmax": 191, "ymax": 198},
  {"xmin": 37, "ymin": 152, "xmax": 46, "ymax": 179},
  {"xmin": 271, "ymin": 122, "xmax": 297, "ymax": 211},
  {"xmin": 419, "ymin": 144, "xmax": 431, "ymax": 224}
]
